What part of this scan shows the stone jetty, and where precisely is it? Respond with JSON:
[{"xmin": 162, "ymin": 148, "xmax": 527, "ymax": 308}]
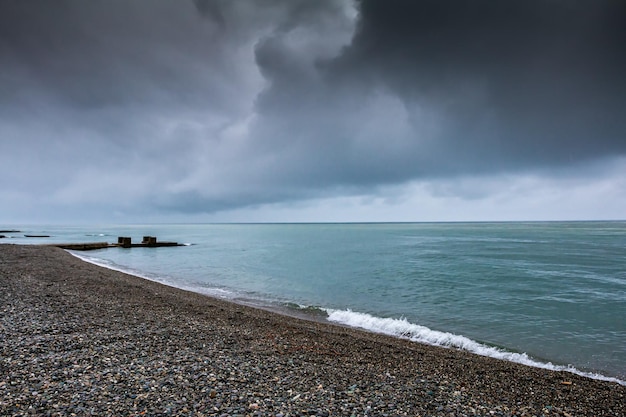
[{"xmin": 49, "ymin": 236, "xmax": 185, "ymax": 251}]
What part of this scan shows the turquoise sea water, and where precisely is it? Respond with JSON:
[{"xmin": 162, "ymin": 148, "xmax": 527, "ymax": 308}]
[{"xmin": 4, "ymin": 222, "xmax": 625, "ymax": 384}]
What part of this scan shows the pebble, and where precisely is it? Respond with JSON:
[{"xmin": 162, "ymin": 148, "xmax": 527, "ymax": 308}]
[{"xmin": 0, "ymin": 245, "xmax": 624, "ymax": 417}]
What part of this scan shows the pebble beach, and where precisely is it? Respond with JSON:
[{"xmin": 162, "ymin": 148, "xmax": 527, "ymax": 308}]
[{"xmin": 1, "ymin": 244, "xmax": 624, "ymax": 416}]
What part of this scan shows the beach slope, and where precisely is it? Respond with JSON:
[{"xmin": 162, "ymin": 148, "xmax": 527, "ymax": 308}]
[{"xmin": 1, "ymin": 245, "xmax": 623, "ymax": 416}]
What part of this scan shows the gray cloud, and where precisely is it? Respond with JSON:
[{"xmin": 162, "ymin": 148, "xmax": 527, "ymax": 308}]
[
  {"xmin": 0, "ymin": 0, "xmax": 624, "ymax": 221},
  {"xmin": 329, "ymin": 0, "xmax": 626, "ymax": 169},
  {"xmin": 244, "ymin": 0, "xmax": 626, "ymax": 196}
]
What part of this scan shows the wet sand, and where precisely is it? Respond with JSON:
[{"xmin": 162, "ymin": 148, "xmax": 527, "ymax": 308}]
[{"xmin": 1, "ymin": 244, "xmax": 624, "ymax": 416}]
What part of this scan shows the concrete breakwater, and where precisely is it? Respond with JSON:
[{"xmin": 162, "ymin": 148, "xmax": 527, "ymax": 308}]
[{"xmin": 50, "ymin": 236, "xmax": 185, "ymax": 251}]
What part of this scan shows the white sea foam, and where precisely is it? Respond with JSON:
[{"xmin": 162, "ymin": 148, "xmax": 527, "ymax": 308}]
[
  {"xmin": 69, "ymin": 252, "xmax": 235, "ymax": 300},
  {"xmin": 325, "ymin": 309, "xmax": 626, "ymax": 386},
  {"xmin": 71, "ymin": 252, "xmax": 148, "ymax": 278}
]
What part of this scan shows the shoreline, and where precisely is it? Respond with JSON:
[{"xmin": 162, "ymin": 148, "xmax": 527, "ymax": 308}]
[
  {"xmin": 71, "ymin": 248, "xmax": 625, "ymax": 386},
  {"xmin": 1, "ymin": 244, "xmax": 624, "ymax": 416}
]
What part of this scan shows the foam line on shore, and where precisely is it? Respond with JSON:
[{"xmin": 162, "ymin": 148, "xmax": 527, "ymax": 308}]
[
  {"xmin": 325, "ymin": 309, "xmax": 625, "ymax": 386},
  {"xmin": 69, "ymin": 251, "xmax": 237, "ymax": 300}
]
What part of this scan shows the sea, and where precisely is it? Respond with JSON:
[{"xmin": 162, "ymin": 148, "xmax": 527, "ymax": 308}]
[{"xmin": 3, "ymin": 222, "xmax": 625, "ymax": 385}]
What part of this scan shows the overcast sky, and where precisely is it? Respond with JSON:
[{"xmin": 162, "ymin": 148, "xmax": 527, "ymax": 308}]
[{"xmin": 1, "ymin": 0, "xmax": 625, "ymax": 224}]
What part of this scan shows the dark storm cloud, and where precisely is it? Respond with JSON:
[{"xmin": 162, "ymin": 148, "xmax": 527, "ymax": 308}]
[
  {"xmin": 328, "ymin": 0, "xmax": 626, "ymax": 169},
  {"xmin": 0, "ymin": 1, "xmax": 245, "ymax": 116},
  {"xmin": 0, "ymin": 0, "xmax": 625, "ymax": 220},
  {"xmin": 242, "ymin": 0, "xmax": 626, "ymax": 207}
]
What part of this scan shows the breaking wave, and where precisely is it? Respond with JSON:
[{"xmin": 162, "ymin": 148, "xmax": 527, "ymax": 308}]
[{"xmin": 325, "ymin": 309, "xmax": 625, "ymax": 386}]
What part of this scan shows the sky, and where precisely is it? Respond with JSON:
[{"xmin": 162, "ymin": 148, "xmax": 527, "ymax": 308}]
[{"xmin": 1, "ymin": 0, "xmax": 625, "ymax": 224}]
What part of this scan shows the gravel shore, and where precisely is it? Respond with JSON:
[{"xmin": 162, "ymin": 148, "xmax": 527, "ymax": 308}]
[{"xmin": 1, "ymin": 244, "xmax": 624, "ymax": 416}]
